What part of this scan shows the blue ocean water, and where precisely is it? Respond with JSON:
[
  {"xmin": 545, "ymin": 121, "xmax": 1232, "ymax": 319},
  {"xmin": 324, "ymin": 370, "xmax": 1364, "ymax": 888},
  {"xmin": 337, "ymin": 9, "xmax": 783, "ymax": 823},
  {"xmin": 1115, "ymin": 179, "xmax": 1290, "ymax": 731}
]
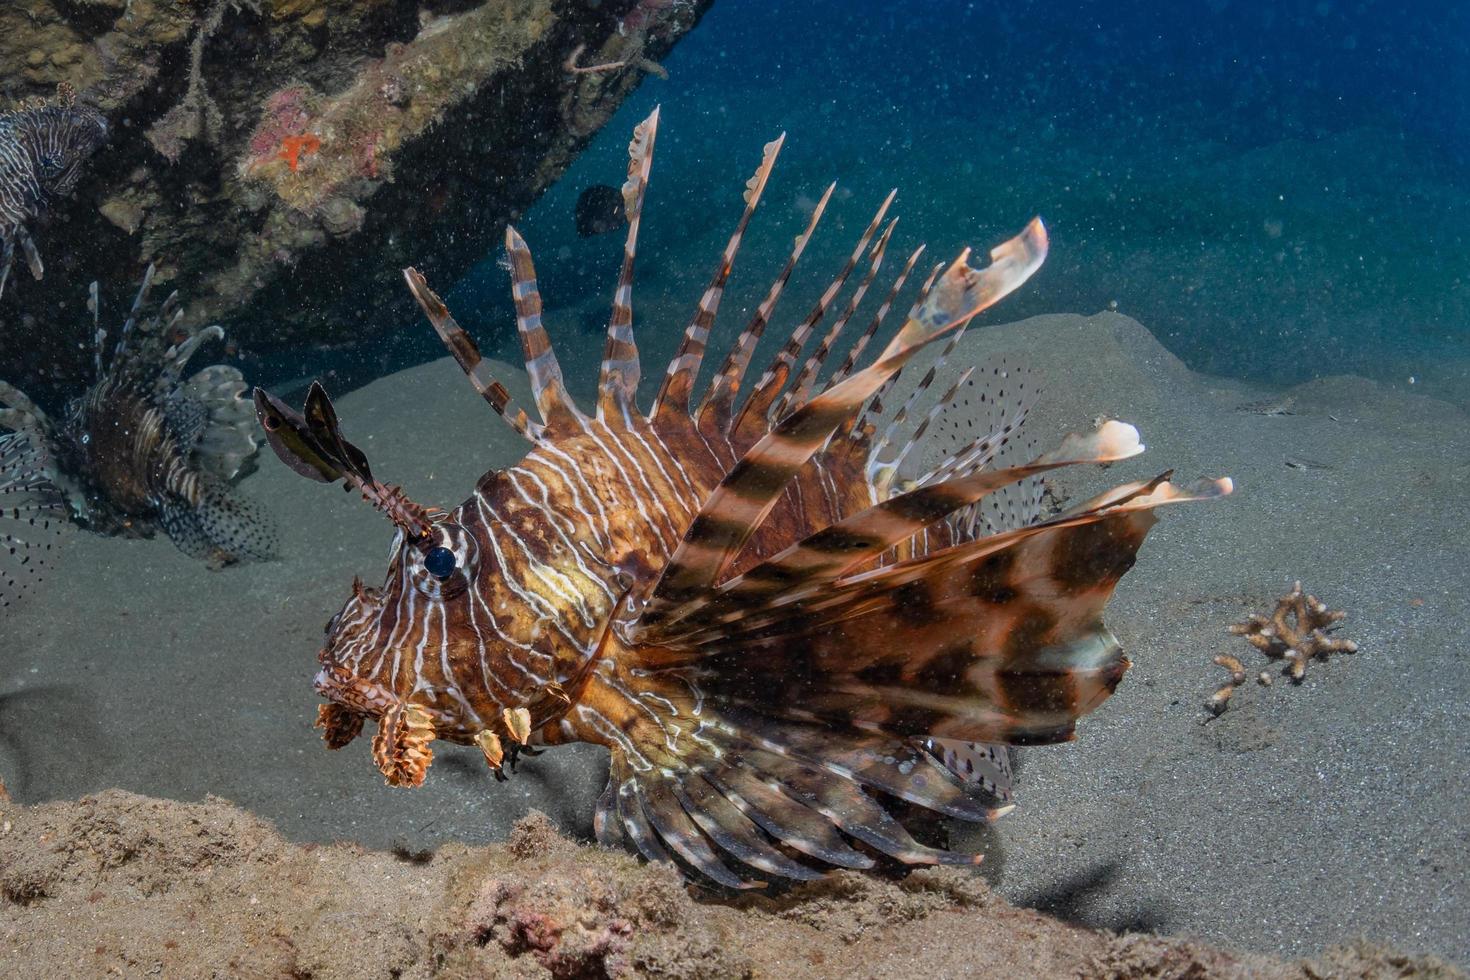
[{"xmin": 410, "ymin": 0, "xmax": 1468, "ymax": 405}]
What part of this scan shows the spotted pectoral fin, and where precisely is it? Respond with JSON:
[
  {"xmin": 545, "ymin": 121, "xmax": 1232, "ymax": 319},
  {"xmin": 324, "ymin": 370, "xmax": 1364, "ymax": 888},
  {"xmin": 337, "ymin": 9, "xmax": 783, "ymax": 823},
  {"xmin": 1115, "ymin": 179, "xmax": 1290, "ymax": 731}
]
[
  {"xmin": 927, "ymin": 738, "xmax": 1014, "ymax": 805},
  {"xmin": 157, "ymin": 481, "xmax": 277, "ymax": 567},
  {"xmin": 565, "ymin": 665, "xmax": 996, "ymax": 887},
  {"xmin": 675, "ymin": 421, "xmax": 1145, "ymax": 628},
  {"xmin": 372, "ymin": 702, "xmax": 436, "ymax": 787},
  {"xmin": 678, "ymin": 476, "xmax": 1231, "ymax": 747}
]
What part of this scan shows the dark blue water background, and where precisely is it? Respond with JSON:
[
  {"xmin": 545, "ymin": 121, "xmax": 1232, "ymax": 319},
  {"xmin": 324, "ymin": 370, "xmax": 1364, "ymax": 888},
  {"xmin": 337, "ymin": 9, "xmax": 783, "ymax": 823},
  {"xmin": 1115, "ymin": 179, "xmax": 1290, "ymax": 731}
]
[{"xmin": 320, "ymin": 0, "xmax": 1470, "ymax": 403}]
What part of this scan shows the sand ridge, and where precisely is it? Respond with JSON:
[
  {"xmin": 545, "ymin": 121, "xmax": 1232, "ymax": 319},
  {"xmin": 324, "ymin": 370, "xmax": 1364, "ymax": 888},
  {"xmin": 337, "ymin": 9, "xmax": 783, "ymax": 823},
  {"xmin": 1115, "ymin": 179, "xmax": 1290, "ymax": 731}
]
[{"xmin": 4, "ymin": 790, "xmax": 1456, "ymax": 978}]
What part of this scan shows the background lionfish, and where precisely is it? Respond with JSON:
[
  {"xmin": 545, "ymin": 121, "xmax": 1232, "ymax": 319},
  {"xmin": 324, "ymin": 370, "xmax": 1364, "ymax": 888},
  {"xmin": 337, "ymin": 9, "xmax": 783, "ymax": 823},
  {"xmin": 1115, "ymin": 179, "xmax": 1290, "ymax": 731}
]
[
  {"xmin": 0, "ymin": 267, "xmax": 276, "ymax": 567},
  {"xmin": 0, "ymin": 429, "xmax": 67, "ymax": 611},
  {"xmin": 0, "ymin": 83, "xmax": 108, "ymax": 297},
  {"xmin": 256, "ymin": 110, "xmax": 1230, "ymax": 887}
]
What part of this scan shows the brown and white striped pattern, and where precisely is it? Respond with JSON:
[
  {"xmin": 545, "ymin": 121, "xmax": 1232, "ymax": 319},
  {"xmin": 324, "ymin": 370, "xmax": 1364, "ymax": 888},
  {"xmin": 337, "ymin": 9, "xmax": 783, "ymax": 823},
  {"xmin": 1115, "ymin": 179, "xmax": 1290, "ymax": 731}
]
[
  {"xmin": 729, "ymin": 189, "xmax": 896, "ymax": 441},
  {"xmin": 281, "ymin": 119, "xmax": 1231, "ymax": 889},
  {"xmin": 505, "ymin": 226, "xmax": 582, "ymax": 432},
  {"xmin": 403, "ymin": 268, "xmax": 539, "ymax": 441},
  {"xmin": 652, "ymin": 134, "xmax": 784, "ymax": 422},
  {"xmin": 776, "ymin": 217, "xmax": 897, "ymax": 419},
  {"xmin": 696, "ymin": 181, "xmax": 835, "ymax": 433},
  {"xmin": 0, "ymin": 84, "xmax": 107, "ymax": 297},
  {"xmin": 598, "ymin": 107, "xmax": 660, "ymax": 421}
]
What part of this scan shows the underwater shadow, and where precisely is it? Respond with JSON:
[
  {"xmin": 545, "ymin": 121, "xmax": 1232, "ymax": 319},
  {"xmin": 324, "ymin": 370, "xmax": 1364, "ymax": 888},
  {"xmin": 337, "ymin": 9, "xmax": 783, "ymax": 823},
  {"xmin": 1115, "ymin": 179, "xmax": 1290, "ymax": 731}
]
[
  {"xmin": 506, "ymin": 752, "xmax": 603, "ymax": 842},
  {"xmin": 0, "ymin": 685, "xmax": 111, "ymax": 801},
  {"xmin": 1015, "ymin": 859, "xmax": 1173, "ymax": 935},
  {"xmin": 430, "ymin": 746, "xmax": 600, "ymax": 842}
]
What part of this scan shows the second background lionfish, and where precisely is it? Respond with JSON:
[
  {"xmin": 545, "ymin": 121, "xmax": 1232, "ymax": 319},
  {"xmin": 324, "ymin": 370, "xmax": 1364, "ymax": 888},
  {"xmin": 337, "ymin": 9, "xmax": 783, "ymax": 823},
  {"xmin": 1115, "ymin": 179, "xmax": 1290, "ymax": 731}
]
[
  {"xmin": 0, "ymin": 83, "xmax": 108, "ymax": 297},
  {"xmin": 0, "ymin": 268, "xmax": 276, "ymax": 567},
  {"xmin": 258, "ymin": 109, "xmax": 1231, "ymax": 887},
  {"xmin": 0, "ymin": 428, "xmax": 69, "ymax": 803},
  {"xmin": 0, "ymin": 429, "xmax": 67, "ymax": 611}
]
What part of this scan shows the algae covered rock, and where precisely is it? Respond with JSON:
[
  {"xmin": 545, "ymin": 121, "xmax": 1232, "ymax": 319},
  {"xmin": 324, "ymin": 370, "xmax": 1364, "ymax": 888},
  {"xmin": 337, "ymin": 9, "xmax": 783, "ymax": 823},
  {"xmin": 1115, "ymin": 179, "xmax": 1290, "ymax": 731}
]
[{"xmin": 0, "ymin": 0, "xmax": 710, "ymax": 402}]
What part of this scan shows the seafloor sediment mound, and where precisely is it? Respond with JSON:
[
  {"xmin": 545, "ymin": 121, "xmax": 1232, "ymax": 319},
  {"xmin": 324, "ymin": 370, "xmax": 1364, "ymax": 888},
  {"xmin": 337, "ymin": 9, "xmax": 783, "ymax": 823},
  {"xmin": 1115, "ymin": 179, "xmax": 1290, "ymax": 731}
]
[
  {"xmin": 1, "ymin": 789, "xmax": 1454, "ymax": 978},
  {"xmin": 0, "ymin": 0, "xmax": 708, "ymax": 401}
]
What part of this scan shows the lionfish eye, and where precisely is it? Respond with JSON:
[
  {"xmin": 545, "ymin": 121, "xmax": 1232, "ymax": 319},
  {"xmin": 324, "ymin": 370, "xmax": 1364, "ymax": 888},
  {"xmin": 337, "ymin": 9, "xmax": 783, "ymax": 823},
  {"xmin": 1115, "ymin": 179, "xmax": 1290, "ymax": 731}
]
[{"xmin": 424, "ymin": 546, "xmax": 457, "ymax": 580}]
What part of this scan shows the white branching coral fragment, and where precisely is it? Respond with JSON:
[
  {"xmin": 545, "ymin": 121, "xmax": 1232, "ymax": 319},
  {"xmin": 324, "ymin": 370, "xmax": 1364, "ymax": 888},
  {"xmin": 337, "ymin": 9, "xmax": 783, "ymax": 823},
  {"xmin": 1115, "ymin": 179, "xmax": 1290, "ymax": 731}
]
[
  {"xmin": 1229, "ymin": 581, "xmax": 1358, "ymax": 682},
  {"xmin": 1204, "ymin": 583, "xmax": 1358, "ymax": 719}
]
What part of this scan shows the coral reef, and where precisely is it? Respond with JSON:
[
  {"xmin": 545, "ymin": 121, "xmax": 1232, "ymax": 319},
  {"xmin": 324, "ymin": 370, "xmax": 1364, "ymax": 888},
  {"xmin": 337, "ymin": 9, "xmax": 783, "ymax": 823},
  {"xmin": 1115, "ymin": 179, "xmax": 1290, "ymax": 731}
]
[
  {"xmin": 5, "ymin": 791, "xmax": 1454, "ymax": 978},
  {"xmin": 0, "ymin": 0, "xmax": 711, "ymax": 406},
  {"xmin": 453, "ymin": 813, "xmax": 745, "ymax": 978}
]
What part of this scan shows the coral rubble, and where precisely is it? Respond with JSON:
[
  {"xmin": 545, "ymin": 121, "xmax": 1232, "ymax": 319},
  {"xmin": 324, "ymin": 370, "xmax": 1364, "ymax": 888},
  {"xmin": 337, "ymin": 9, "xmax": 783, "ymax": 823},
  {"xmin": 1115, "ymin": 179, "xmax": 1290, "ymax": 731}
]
[
  {"xmin": 1203, "ymin": 583, "xmax": 1359, "ymax": 718},
  {"xmin": 6, "ymin": 791, "xmax": 1445, "ymax": 977},
  {"xmin": 1230, "ymin": 581, "xmax": 1359, "ymax": 682}
]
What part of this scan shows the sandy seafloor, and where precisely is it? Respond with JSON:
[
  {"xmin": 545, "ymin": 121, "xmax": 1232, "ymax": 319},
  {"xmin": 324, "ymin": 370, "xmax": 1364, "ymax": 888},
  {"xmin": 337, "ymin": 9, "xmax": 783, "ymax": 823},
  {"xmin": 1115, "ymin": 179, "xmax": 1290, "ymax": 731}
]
[{"xmin": 1, "ymin": 310, "xmax": 1467, "ymax": 976}]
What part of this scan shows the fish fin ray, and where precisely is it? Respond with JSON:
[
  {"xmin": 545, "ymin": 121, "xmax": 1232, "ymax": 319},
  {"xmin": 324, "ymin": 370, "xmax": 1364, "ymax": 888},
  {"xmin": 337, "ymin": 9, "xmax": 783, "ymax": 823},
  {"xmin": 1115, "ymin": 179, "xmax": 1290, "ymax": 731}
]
[
  {"xmin": 696, "ymin": 182, "xmax": 836, "ymax": 433},
  {"xmin": 778, "ymin": 218, "xmax": 896, "ymax": 420},
  {"xmin": 402, "ymin": 267, "xmax": 541, "ymax": 441},
  {"xmin": 505, "ymin": 225, "xmax": 584, "ymax": 431},
  {"xmin": 637, "ymin": 220, "xmax": 1050, "ymax": 636},
  {"xmin": 598, "ymin": 107, "xmax": 660, "ymax": 419},
  {"xmin": 652, "ymin": 134, "xmax": 784, "ymax": 422},
  {"xmin": 730, "ymin": 190, "xmax": 896, "ymax": 442}
]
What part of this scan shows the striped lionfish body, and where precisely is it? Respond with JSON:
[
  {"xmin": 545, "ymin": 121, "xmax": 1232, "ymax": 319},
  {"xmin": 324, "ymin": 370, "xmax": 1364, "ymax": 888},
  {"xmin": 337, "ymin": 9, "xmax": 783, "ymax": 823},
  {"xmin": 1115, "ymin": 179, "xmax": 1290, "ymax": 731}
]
[
  {"xmin": 0, "ymin": 267, "xmax": 276, "ymax": 567},
  {"xmin": 257, "ymin": 111, "xmax": 1231, "ymax": 887},
  {"xmin": 0, "ymin": 83, "xmax": 108, "ymax": 297}
]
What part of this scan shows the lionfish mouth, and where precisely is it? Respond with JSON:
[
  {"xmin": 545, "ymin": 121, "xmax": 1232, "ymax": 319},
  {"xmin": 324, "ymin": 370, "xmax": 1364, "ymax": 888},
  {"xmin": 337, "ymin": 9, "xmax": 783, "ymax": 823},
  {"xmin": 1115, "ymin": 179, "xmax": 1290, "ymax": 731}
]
[{"xmin": 313, "ymin": 663, "xmax": 396, "ymax": 717}]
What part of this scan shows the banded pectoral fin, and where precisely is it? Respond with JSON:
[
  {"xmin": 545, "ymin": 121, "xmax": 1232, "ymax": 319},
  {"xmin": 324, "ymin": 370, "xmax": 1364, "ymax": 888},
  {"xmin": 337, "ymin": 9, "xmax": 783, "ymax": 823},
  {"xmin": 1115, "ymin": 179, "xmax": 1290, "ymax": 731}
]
[
  {"xmin": 370, "ymin": 701, "xmax": 437, "ymax": 787},
  {"xmin": 568, "ymin": 664, "xmax": 991, "ymax": 889}
]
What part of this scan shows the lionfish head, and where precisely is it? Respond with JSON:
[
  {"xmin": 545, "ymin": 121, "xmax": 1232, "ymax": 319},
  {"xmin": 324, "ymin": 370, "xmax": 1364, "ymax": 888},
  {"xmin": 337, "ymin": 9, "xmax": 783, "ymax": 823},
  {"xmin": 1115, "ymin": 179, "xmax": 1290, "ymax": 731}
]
[
  {"xmin": 23, "ymin": 96, "xmax": 108, "ymax": 198},
  {"xmin": 254, "ymin": 381, "xmax": 574, "ymax": 776},
  {"xmin": 312, "ymin": 507, "xmax": 497, "ymax": 737}
]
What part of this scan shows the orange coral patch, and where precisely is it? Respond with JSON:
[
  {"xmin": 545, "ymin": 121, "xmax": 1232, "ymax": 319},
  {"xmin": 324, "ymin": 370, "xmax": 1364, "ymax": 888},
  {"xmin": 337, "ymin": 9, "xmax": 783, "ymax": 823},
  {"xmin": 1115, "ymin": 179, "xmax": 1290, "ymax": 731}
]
[{"xmin": 278, "ymin": 134, "xmax": 322, "ymax": 172}]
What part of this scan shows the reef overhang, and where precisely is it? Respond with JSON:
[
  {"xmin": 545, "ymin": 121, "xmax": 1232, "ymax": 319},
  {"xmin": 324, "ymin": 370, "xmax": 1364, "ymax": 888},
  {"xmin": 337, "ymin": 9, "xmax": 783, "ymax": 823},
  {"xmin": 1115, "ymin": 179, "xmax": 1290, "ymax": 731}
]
[{"xmin": 0, "ymin": 0, "xmax": 710, "ymax": 401}]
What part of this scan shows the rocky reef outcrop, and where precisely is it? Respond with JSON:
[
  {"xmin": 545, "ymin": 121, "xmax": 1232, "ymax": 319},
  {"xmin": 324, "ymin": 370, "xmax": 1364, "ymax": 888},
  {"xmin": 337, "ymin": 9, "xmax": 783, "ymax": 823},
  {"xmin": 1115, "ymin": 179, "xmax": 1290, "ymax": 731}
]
[{"xmin": 0, "ymin": 0, "xmax": 709, "ymax": 402}]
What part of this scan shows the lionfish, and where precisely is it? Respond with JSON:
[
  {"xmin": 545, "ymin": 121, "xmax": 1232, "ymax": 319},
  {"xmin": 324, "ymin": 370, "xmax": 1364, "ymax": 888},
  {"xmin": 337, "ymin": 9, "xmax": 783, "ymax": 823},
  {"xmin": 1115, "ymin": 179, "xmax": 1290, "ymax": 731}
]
[
  {"xmin": 0, "ymin": 429, "xmax": 68, "ymax": 611},
  {"xmin": 0, "ymin": 83, "xmax": 108, "ymax": 297},
  {"xmin": 0, "ymin": 267, "xmax": 276, "ymax": 567},
  {"xmin": 256, "ymin": 110, "xmax": 1231, "ymax": 886}
]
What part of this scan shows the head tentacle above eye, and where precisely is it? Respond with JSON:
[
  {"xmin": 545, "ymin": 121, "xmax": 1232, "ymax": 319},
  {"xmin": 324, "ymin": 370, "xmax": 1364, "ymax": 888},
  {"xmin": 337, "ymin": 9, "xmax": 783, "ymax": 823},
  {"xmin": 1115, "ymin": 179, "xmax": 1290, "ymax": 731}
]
[{"xmin": 252, "ymin": 382, "xmax": 435, "ymax": 541}]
